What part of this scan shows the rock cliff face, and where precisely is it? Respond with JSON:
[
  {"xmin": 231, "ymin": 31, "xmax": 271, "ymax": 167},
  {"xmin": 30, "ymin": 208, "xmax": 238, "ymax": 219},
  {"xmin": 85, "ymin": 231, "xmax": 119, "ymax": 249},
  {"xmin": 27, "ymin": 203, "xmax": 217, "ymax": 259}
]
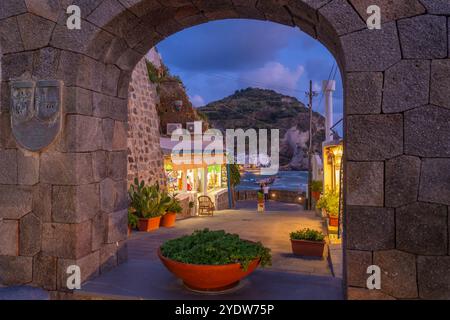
[
  {"xmin": 145, "ymin": 49, "xmax": 207, "ymax": 135},
  {"xmin": 198, "ymin": 88, "xmax": 326, "ymax": 170},
  {"xmin": 157, "ymin": 79, "xmax": 208, "ymax": 134}
]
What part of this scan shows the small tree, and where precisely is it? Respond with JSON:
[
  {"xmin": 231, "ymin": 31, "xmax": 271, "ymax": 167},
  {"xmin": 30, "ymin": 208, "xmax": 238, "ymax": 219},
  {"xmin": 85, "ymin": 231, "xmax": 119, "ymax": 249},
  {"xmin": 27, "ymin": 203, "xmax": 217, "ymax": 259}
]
[{"xmin": 228, "ymin": 163, "xmax": 241, "ymax": 208}]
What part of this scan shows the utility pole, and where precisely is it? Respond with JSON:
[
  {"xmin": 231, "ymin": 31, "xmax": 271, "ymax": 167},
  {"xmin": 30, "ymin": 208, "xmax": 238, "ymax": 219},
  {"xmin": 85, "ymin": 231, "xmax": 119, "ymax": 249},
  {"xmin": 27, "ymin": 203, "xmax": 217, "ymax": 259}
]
[{"xmin": 306, "ymin": 80, "xmax": 318, "ymax": 210}]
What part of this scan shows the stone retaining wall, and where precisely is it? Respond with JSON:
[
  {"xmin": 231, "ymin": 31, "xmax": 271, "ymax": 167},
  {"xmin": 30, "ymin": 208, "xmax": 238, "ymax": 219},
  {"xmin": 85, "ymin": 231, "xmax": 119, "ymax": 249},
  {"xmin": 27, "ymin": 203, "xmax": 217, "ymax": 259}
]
[
  {"xmin": 235, "ymin": 189, "xmax": 306, "ymax": 206},
  {"xmin": 127, "ymin": 58, "xmax": 166, "ymax": 187}
]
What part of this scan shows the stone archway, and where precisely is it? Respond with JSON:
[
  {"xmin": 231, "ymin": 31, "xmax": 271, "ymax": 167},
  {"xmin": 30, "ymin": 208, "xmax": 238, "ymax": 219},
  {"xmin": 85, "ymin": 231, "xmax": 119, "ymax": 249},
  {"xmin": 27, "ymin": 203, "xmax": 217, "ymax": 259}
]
[{"xmin": 0, "ymin": 0, "xmax": 449, "ymax": 299}]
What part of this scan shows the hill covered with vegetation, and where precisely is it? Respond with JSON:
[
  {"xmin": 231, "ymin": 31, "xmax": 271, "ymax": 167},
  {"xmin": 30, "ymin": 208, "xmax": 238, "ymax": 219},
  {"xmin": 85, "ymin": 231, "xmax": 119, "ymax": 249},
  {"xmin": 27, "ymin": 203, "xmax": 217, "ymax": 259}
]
[{"xmin": 198, "ymin": 88, "xmax": 326, "ymax": 170}]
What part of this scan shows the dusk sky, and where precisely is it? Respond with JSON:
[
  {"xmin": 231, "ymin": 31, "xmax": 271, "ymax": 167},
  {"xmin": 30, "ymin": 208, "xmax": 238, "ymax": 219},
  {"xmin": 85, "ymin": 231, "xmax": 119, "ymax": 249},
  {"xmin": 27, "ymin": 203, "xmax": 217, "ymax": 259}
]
[{"xmin": 157, "ymin": 19, "xmax": 343, "ymax": 130}]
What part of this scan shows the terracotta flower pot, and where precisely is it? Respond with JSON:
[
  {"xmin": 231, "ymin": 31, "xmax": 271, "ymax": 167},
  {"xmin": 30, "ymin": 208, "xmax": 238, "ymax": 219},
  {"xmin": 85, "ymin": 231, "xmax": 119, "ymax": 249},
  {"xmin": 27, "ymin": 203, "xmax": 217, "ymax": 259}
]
[
  {"xmin": 128, "ymin": 225, "xmax": 132, "ymax": 237},
  {"xmin": 138, "ymin": 217, "xmax": 161, "ymax": 232},
  {"xmin": 158, "ymin": 249, "xmax": 260, "ymax": 291},
  {"xmin": 312, "ymin": 191, "xmax": 321, "ymax": 201},
  {"xmin": 328, "ymin": 216, "xmax": 339, "ymax": 227},
  {"xmin": 290, "ymin": 239, "xmax": 325, "ymax": 257},
  {"xmin": 161, "ymin": 212, "xmax": 177, "ymax": 228}
]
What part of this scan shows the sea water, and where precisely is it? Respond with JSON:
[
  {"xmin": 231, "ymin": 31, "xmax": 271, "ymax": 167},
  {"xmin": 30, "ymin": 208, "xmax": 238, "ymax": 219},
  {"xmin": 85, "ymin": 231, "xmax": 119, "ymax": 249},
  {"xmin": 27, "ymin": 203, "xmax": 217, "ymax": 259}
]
[{"xmin": 236, "ymin": 171, "xmax": 308, "ymax": 192}]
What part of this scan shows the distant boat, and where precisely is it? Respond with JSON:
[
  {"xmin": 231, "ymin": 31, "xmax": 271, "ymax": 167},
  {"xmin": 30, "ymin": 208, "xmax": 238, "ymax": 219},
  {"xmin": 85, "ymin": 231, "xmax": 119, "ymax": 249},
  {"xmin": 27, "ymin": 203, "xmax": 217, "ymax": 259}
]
[{"xmin": 256, "ymin": 177, "xmax": 276, "ymax": 185}]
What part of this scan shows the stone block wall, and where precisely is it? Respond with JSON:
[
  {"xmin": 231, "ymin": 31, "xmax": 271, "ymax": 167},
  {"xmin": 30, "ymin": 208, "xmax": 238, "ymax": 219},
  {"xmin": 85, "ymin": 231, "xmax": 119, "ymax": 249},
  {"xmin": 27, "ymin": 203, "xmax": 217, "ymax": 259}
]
[
  {"xmin": 127, "ymin": 57, "xmax": 166, "ymax": 187},
  {"xmin": 344, "ymin": 1, "xmax": 450, "ymax": 299}
]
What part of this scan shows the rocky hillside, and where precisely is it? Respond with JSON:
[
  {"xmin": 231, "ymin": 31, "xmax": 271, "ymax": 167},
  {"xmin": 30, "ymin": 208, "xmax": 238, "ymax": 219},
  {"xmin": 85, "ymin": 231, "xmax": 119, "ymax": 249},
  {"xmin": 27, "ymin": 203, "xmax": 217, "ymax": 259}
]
[
  {"xmin": 198, "ymin": 88, "xmax": 326, "ymax": 170},
  {"xmin": 145, "ymin": 49, "xmax": 207, "ymax": 135}
]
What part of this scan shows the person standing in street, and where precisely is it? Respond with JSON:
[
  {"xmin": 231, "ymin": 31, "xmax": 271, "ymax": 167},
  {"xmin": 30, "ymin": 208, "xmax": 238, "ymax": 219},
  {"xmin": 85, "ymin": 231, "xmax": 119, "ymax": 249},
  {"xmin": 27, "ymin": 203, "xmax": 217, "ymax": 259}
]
[{"xmin": 263, "ymin": 183, "xmax": 269, "ymax": 201}]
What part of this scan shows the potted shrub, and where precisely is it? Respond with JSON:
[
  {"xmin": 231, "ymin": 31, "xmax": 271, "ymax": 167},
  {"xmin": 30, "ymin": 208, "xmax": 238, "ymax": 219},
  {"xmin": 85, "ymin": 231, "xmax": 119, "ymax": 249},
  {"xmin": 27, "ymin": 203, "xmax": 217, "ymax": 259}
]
[
  {"xmin": 290, "ymin": 228, "xmax": 325, "ymax": 257},
  {"xmin": 128, "ymin": 179, "xmax": 170, "ymax": 232},
  {"xmin": 325, "ymin": 190, "xmax": 339, "ymax": 227},
  {"xmin": 161, "ymin": 195, "xmax": 182, "ymax": 228},
  {"xmin": 311, "ymin": 180, "xmax": 323, "ymax": 201},
  {"xmin": 127, "ymin": 210, "xmax": 138, "ymax": 236},
  {"xmin": 316, "ymin": 189, "xmax": 340, "ymax": 226},
  {"xmin": 316, "ymin": 194, "xmax": 326, "ymax": 217},
  {"xmin": 158, "ymin": 229, "xmax": 272, "ymax": 291},
  {"xmin": 257, "ymin": 190, "xmax": 265, "ymax": 212}
]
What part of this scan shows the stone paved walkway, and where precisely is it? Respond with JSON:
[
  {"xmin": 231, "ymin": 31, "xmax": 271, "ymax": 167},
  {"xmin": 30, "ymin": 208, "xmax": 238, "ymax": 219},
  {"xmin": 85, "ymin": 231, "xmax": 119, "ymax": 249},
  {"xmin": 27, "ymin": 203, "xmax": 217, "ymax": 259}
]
[{"xmin": 78, "ymin": 201, "xmax": 343, "ymax": 300}]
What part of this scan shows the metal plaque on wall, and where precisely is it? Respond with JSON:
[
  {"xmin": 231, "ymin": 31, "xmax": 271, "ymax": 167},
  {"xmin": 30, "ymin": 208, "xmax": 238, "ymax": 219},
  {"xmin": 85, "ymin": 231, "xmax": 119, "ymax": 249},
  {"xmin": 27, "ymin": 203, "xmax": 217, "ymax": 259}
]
[{"xmin": 10, "ymin": 80, "xmax": 63, "ymax": 151}]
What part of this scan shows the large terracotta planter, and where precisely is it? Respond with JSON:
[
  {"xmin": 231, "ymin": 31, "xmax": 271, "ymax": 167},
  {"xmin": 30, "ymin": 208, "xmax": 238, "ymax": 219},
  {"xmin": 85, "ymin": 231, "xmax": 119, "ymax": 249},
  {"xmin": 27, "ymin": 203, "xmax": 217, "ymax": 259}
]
[
  {"xmin": 291, "ymin": 239, "xmax": 325, "ymax": 257},
  {"xmin": 328, "ymin": 216, "xmax": 339, "ymax": 227},
  {"xmin": 158, "ymin": 249, "xmax": 260, "ymax": 291},
  {"xmin": 161, "ymin": 212, "xmax": 177, "ymax": 228},
  {"xmin": 138, "ymin": 217, "xmax": 161, "ymax": 232}
]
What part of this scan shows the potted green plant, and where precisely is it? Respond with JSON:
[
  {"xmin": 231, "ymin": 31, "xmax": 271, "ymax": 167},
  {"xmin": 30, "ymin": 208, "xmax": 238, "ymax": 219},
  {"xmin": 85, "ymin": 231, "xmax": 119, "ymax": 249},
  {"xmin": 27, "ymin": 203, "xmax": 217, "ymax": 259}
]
[
  {"xmin": 325, "ymin": 190, "xmax": 339, "ymax": 227},
  {"xmin": 257, "ymin": 190, "xmax": 265, "ymax": 212},
  {"xmin": 311, "ymin": 180, "xmax": 323, "ymax": 201},
  {"xmin": 161, "ymin": 194, "xmax": 182, "ymax": 228},
  {"xmin": 127, "ymin": 209, "xmax": 138, "ymax": 236},
  {"xmin": 316, "ymin": 193, "xmax": 327, "ymax": 217},
  {"xmin": 158, "ymin": 229, "xmax": 272, "ymax": 291},
  {"xmin": 290, "ymin": 228, "xmax": 325, "ymax": 257},
  {"xmin": 128, "ymin": 179, "xmax": 170, "ymax": 232},
  {"xmin": 316, "ymin": 189, "xmax": 340, "ymax": 227}
]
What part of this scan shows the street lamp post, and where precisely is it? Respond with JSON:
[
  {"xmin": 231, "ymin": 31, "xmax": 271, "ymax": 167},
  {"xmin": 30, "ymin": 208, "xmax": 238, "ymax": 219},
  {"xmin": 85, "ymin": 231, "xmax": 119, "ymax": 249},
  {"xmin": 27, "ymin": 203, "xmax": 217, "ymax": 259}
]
[{"xmin": 306, "ymin": 80, "xmax": 318, "ymax": 210}]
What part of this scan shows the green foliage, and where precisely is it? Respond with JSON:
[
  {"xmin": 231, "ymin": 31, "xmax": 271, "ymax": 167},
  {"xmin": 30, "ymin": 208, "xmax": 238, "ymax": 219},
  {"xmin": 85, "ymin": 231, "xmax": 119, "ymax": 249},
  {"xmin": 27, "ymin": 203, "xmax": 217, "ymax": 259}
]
[
  {"xmin": 146, "ymin": 60, "xmax": 184, "ymax": 86},
  {"xmin": 128, "ymin": 179, "xmax": 171, "ymax": 219},
  {"xmin": 316, "ymin": 189, "xmax": 339, "ymax": 217},
  {"xmin": 161, "ymin": 229, "xmax": 272, "ymax": 271},
  {"xmin": 229, "ymin": 164, "xmax": 241, "ymax": 187},
  {"xmin": 197, "ymin": 111, "xmax": 209, "ymax": 121},
  {"xmin": 188, "ymin": 201, "xmax": 195, "ymax": 209},
  {"xmin": 128, "ymin": 210, "xmax": 139, "ymax": 228},
  {"xmin": 257, "ymin": 191, "xmax": 264, "ymax": 200},
  {"xmin": 290, "ymin": 228, "xmax": 325, "ymax": 242},
  {"xmin": 146, "ymin": 61, "xmax": 161, "ymax": 84},
  {"xmin": 311, "ymin": 180, "xmax": 323, "ymax": 193},
  {"xmin": 167, "ymin": 194, "xmax": 183, "ymax": 214}
]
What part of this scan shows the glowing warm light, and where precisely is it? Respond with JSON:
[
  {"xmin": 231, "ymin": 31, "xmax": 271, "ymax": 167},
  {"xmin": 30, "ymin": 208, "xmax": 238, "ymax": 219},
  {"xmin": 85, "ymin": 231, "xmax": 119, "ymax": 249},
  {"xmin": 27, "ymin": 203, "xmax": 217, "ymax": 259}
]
[
  {"xmin": 332, "ymin": 146, "xmax": 343, "ymax": 157},
  {"xmin": 271, "ymin": 193, "xmax": 276, "ymax": 197}
]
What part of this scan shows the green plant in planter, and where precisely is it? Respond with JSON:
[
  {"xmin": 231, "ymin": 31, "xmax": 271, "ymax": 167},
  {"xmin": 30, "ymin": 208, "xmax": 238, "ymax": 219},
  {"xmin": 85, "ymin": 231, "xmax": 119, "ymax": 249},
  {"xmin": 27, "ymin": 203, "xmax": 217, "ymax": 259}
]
[
  {"xmin": 257, "ymin": 191, "xmax": 264, "ymax": 201},
  {"xmin": 316, "ymin": 189, "xmax": 339, "ymax": 217},
  {"xmin": 188, "ymin": 201, "xmax": 195, "ymax": 209},
  {"xmin": 311, "ymin": 180, "xmax": 323, "ymax": 193},
  {"xmin": 128, "ymin": 178, "xmax": 151, "ymax": 217},
  {"xmin": 166, "ymin": 194, "xmax": 183, "ymax": 214},
  {"xmin": 146, "ymin": 184, "xmax": 171, "ymax": 218},
  {"xmin": 161, "ymin": 229, "xmax": 272, "ymax": 271},
  {"xmin": 325, "ymin": 189, "xmax": 339, "ymax": 217},
  {"xmin": 128, "ymin": 210, "xmax": 139, "ymax": 229},
  {"xmin": 290, "ymin": 228, "xmax": 325, "ymax": 242},
  {"xmin": 128, "ymin": 179, "xmax": 171, "ymax": 218}
]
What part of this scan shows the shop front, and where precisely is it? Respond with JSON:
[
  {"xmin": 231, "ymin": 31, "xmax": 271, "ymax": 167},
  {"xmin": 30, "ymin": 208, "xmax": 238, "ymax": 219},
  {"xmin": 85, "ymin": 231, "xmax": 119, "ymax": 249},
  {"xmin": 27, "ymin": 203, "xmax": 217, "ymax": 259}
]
[{"xmin": 161, "ymin": 137, "xmax": 230, "ymax": 215}]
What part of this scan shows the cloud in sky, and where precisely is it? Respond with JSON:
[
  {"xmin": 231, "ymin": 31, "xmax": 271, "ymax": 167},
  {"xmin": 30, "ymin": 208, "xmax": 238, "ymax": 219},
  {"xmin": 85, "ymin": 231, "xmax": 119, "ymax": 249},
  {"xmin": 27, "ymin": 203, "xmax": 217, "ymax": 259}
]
[
  {"xmin": 158, "ymin": 19, "xmax": 295, "ymax": 72},
  {"xmin": 239, "ymin": 62, "xmax": 305, "ymax": 96},
  {"xmin": 157, "ymin": 18, "xmax": 343, "ymax": 135},
  {"xmin": 312, "ymin": 81, "xmax": 322, "ymax": 93},
  {"xmin": 190, "ymin": 94, "xmax": 205, "ymax": 107}
]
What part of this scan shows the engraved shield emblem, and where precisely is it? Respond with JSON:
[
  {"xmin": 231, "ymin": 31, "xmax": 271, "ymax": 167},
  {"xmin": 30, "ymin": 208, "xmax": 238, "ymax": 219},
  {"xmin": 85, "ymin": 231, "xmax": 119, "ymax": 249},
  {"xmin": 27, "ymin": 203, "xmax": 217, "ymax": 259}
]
[
  {"xmin": 10, "ymin": 80, "xmax": 63, "ymax": 151},
  {"xmin": 11, "ymin": 81, "xmax": 35, "ymax": 124},
  {"xmin": 35, "ymin": 80, "xmax": 61, "ymax": 124}
]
